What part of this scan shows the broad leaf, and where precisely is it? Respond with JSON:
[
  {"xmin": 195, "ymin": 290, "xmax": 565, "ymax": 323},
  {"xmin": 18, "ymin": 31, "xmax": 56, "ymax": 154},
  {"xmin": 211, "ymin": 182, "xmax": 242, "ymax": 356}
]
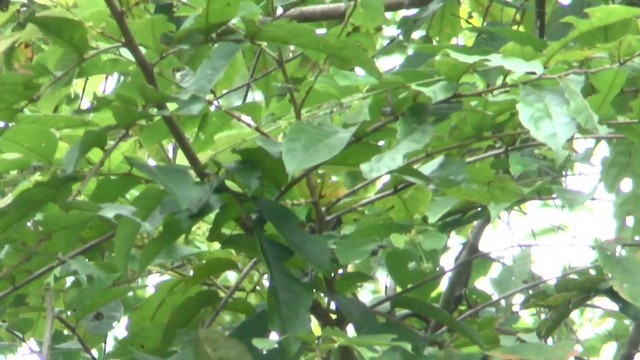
[
  {"xmin": 282, "ymin": 122, "xmax": 357, "ymax": 175},
  {"xmin": 256, "ymin": 198, "xmax": 332, "ymax": 274},
  {"xmin": 516, "ymin": 85, "xmax": 577, "ymax": 153}
]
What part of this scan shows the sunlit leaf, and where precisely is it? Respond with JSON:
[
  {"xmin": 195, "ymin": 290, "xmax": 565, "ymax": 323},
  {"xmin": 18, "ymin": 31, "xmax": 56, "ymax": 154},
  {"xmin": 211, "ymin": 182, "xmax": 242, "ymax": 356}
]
[
  {"xmin": 282, "ymin": 122, "xmax": 357, "ymax": 175},
  {"xmin": 516, "ymin": 85, "xmax": 577, "ymax": 153}
]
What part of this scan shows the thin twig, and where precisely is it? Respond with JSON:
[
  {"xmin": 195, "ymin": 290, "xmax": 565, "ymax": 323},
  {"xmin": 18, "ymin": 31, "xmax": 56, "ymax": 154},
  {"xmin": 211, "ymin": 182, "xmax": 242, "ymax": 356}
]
[
  {"xmin": 69, "ymin": 131, "xmax": 129, "ymax": 200},
  {"xmin": 437, "ymin": 265, "xmax": 596, "ymax": 334},
  {"xmin": 204, "ymin": 258, "xmax": 260, "ymax": 328},
  {"xmin": 42, "ymin": 286, "xmax": 55, "ymax": 360},
  {"xmin": 56, "ymin": 315, "xmax": 98, "ymax": 360},
  {"xmin": 3, "ymin": 327, "xmax": 43, "ymax": 359},
  {"xmin": 0, "ymin": 231, "xmax": 115, "ymax": 301}
]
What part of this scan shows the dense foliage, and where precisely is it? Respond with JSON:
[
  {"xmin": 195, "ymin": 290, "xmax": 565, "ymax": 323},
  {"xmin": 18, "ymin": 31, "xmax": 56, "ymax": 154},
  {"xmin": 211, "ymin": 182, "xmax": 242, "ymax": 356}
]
[{"xmin": 1, "ymin": 0, "xmax": 640, "ymax": 359}]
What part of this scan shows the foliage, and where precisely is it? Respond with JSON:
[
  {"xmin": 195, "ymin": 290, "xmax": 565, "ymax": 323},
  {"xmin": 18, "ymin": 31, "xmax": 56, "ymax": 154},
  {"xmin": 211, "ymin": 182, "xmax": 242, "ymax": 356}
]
[{"xmin": 1, "ymin": 0, "xmax": 640, "ymax": 359}]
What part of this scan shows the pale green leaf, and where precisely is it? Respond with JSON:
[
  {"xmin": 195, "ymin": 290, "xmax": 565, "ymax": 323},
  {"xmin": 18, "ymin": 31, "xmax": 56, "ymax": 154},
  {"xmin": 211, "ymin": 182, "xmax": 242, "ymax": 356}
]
[
  {"xmin": 361, "ymin": 123, "xmax": 434, "ymax": 179},
  {"xmin": 282, "ymin": 122, "xmax": 357, "ymax": 175},
  {"xmin": 516, "ymin": 85, "xmax": 577, "ymax": 152}
]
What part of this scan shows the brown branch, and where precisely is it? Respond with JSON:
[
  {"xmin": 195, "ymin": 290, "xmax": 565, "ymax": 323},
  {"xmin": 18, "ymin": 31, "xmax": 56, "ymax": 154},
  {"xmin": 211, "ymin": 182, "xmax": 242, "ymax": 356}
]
[
  {"xmin": 621, "ymin": 322, "xmax": 640, "ymax": 360},
  {"xmin": 204, "ymin": 257, "xmax": 260, "ymax": 328},
  {"xmin": 0, "ymin": 231, "xmax": 115, "ymax": 301},
  {"xmin": 103, "ymin": 0, "xmax": 208, "ymax": 181},
  {"xmin": 56, "ymin": 315, "xmax": 98, "ymax": 360},
  {"xmin": 427, "ymin": 215, "xmax": 490, "ymax": 334},
  {"xmin": 276, "ymin": 0, "xmax": 434, "ymax": 22},
  {"xmin": 436, "ymin": 265, "xmax": 596, "ymax": 335},
  {"xmin": 69, "ymin": 130, "xmax": 130, "ymax": 200},
  {"xmin": 326, "ymin": 134, "xmax": 625, "ymax": 222}
]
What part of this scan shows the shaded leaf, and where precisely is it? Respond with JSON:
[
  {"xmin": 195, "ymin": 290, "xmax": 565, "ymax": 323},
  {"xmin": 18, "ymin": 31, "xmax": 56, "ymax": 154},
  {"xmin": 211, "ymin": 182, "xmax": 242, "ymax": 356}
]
[
  {"xmin": 245, "ymin": 20, "xmax": 381, "ymax": 78},
  {"xmin": 393, "ymin": 297, "xmax": 486, "ymax": 349},
  {"xmin": 256, "ymin": 198, "xmax": 332, "ymax": 274}
]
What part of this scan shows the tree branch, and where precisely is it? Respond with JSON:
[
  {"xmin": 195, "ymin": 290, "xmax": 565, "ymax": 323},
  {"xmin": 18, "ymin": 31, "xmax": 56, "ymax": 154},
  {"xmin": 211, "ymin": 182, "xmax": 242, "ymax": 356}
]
[
  {"xmin": 42, "ymin": 286, "xmax": 55, "ymax": 360},
  {"xmin": 435, "ymin": 265, "xmax": 596, "ymax": 335},
  {"xmin": 427, "ymin": 215, "xmax": 490, "ymax": 334},
  {"xmin": 56, "ymin": 315, "xmax": 98, "ymax": 360},
  {"xmin": 0, "ymin": 231, "xmax": 115, "ymax": 301},
  {"xmin": 277, "ymin": 0, "xmax": 434, "ymax": 23},
  {"xmin": 204, "ymin": 257, "xmax": 260, "ymax": 328},
  {"xmin": 620, "ymin": 322, "xmax": 640, "ymax": 360},
  {"xmin": 103, "ymin": 0, "xmax": 208, "ymax": 181}
]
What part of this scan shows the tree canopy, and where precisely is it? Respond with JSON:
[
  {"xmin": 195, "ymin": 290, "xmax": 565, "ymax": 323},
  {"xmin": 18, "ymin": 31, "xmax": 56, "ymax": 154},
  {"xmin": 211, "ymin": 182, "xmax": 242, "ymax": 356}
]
[{"xmin": 1, "ymin": 0, "xmax": 640, "ymax": 359}]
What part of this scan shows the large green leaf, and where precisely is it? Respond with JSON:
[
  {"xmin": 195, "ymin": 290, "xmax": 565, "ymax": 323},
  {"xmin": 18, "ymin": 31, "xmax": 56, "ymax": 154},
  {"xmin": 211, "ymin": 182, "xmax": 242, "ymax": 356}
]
[
  {"xmin": 245, "ymin": 21, "xmax": 381, "ymax": 78},
  {"xmin": 282, "ymin": 122, "xmax": 357, "ymax": 175},
  {"xmin": 28, "ymin": 16, "xmax": 90, "ymax": 54},
  {"xmin": 0, "ymin": 125, "xmax": 58, "ymax": 166},
  {"xmin": 256, "ymin": 198, "xmax": 332, "ymax": 274},
  {"xmin": 178, "ymin": 42, "xmax": 243, "ymax": 100},
  {"xmin": 361, "ymin": 122, "xmax": 434, "ymax": 179},
  {"xmin": 393, "ymin": 297, "xmax": 486, "ymax": 349},
  {"xmin": 0, "ymin": 187, "xmax": 58, "ymax": 235},
  {"xmin": 487, "ymin": 342, "xmax": 577, "ymax": 360},
  {"xmin": 126, "ymin": 157, "xmax": 214, "ymax": 213},
  {"xmin": 258, "ymin": 234, "xmax": 313, "ymax": 356},
  {"xmin": 544, "ymin": 5, "xmax": 640, "ymax": 63},
  {"xmin": 112, "ymin": 215, "xmax": 141, "ymax": 275},
  {"xmin": 597, "ymin": 239, "xmax": 640, "ymax": 307},
  {"xmin": 587, "ymin": 68, "xmax": 628, "ymax": 118},
  {"xmin": 62, "ymin": 128, "xmax": 108, "ymax": 174},
  {"xmin": 516, "ymin": 85, "xmax": 577, "ymax": 153}
]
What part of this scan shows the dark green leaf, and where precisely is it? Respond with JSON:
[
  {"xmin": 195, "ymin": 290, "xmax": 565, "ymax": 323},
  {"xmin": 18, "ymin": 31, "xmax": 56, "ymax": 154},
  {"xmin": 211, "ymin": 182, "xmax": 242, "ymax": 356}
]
[{"xmin": 256, "ymin": 198, "xmax": 332, "ymax": 274}]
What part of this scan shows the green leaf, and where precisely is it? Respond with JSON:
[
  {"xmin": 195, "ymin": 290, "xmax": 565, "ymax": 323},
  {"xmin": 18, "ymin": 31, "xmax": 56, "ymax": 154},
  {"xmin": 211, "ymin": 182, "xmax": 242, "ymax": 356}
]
[
  {"xmin": 112, "ymin": 215, "xmax": 141, "ymax": 275},
  {"xmin": 28, "ymin": 16, "xmax": 90, "ymax": 54},
  {"xmin": 282, "ymin": 122, "xmax": 357, "ymax": 175},
  {"xmin": 258, "ymin": 234, "xmax": 312, "ymax": 356},
  {"xmin": 411, "ymin": 81, "xmax": 457, "ymax": 103},
  {"xmin": 138, "ymin": 216, "xmax": 186, "ymax": 271},
  {"xmin": 129, "ymin": 15, "xmax": 175, "ymax": 54},
  {"xmin": 178, "ymin": 0, "xmax": 240, "ymax": 37},
  {"xmin": 544, "ymin": 5, "xmax": 640, "ymax": 64},
  {"xmin": 178, "ymin": 42, "xmax": 243, "ymax": 99},
  {"xmin": 230, "ymin": 309, "xmax": 271, "ymax": 359},
  {"xmin": 125, "ymin": 278, "xmax": 200, "ymax": 352},
  {"xmin": 393, "ymin": 297, "xmax": 486, "ymax": 349},
  {"xmin": 192, "ymin": 327, "xmax": 252, "ymax": 360},
  {"xmin": 516, "ymin": 85, "xmax": 577, "ymax": 153},
  {"xmin": 351, "ymin": 0, "xmax": 385, "ymax": 30},
  {"xmin": 447, "ymin": 51, "xmax": 543, "ymax": 75},
  {"xmin": 126, "ymin": 157, "xmax": 214, "ymax": 213},
  {"xmin": 468, "ymin": 26, "xmax": 546, "ymax": 52},
  {"xmin": 245, "ymin": 21, "xmax": 381, "ymax": 78},
  {"xmin": 14, "ymin": 113, "xmax": 91, "ymax": 129},
  {"xmin": 81, "ymin": 301, "xmax": 124, "ymax": 336},
  {"xmin": 597, "ymin": 239, "xmax": 640, "ymax": 308},
  {"xmin": 487, "ymin": 342, "xmax": 577, "ymax": 360},
  {"xmin": 361, "ymin": 123, "xmax": 434, "ymax": 179},
  {"xmin": 256, "ymin": 198, "xmax": 332, "ymax": 274},
  {"xmin": 0, "ymin": 188, "xmax": 58, "ymax": 235},
  {"xmin": 62, "ymin": 128, "xmax": 108, "ymax": 174},
  {"xmin": 0, "ymin": 125, "xmax": 58, "ymax": 166},
  {"xmin": 385, "ymin": 248, "xmax": 431, "ymax": 289},
  {"xmin": 587, "ymin": 68, "xmax": 628, "ymax": 118},
  {"xmin": 558, "ymin": 76, "xmax": 599, "ymax": 131}
]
